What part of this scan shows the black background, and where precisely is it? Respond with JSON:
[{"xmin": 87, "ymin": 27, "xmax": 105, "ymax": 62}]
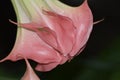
[
  {"xmin": 0, "ymin": 0, "xmax": 120, "ymax": 60},
  {"xmin": 0, "ymin": 0, "xmax": 120, "ymax": 80}
]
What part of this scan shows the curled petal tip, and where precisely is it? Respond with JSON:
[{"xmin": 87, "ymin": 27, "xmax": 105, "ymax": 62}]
[
  {"xmin": 0, "ymin": 53, "xmax": 13, "ymax": 63},
  {"xmin": 0, "ymin": 57, "xmax": 7, "ymax": 63},
  {"xmin": 21, "ymin": 56, "xmax": 40, "ymax": 80},
  {"xmin": 9, "ymin": 19, "xmax": 18, "ymax": 26},
  {"xmin": 0, "ymin": 53, "xmax": 23, "ymax": 63},
  {"xmin": 93, "ymin": 18, "xmax": 104, "ymax": 25}
]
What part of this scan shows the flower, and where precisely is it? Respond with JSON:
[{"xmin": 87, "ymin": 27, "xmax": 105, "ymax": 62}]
[{"xmin": 1, "ymin": 0, "xmax": 93, "ymax": 80}]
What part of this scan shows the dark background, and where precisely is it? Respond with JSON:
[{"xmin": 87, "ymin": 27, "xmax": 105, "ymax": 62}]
[{"xmin": 0, "ymin": 0, "xmax": 120, "ymax": 80}]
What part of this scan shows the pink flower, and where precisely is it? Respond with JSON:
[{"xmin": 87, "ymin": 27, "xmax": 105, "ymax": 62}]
[{"xmin": 1, "ymin": 0, "xmax": 93, "ymax": 80}]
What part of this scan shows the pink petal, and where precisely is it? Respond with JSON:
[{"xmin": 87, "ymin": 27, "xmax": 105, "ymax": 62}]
[
  {"xmin": 41, "ymin": 10, "xmax": 76, "ymax": 56},
  {"xmin": 0, "ymin": 0, "xmax": 93, "ymax": 72},
  {"xmin": 21, "ymin": 57, "xmax": 40, "ymax": 80},
  {"xmin": 0, "ymin": 28, "xmax": 62, "ymax": 71}
]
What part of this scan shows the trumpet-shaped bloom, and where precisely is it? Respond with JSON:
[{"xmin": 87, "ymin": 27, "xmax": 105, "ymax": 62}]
[
  {"xmin": 1, "ymin": 0, "xmax": 93, "ymax": 80},
  {"xmin": 1, "ymin": 0, "xmax": 93, "ymax": 71}
]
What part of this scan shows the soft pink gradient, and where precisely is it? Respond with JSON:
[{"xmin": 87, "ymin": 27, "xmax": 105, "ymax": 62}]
[{"xmin": 0, "ymin": 0, "xmax": 93, "ymax": 72}]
